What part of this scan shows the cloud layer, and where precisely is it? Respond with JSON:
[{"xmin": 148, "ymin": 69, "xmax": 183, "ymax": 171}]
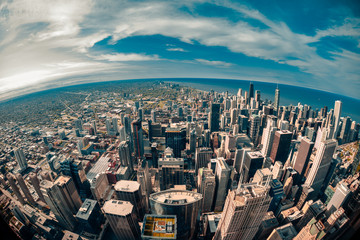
[{"xmin": 0, "ymin": 0, "xmax": 359, "ymax": 100}]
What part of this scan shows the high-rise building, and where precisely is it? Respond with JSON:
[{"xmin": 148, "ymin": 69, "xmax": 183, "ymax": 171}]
[
  {"xmin": 333, "ymin": 100, "xmax": 342, "ymax": 139},
  {"xmin": 261, "ymin": 115, "xmax": 278, "ymax": 157},
  {"xmin": 141, "ymin": 214, "xmax": 177, "ymax": 239},
  {"xmin": 15, "ymin": 173, "xmax": 36, "ymax": 205},
  {"xmin": 249, "ymin": 82, "xmax": 254, "ymax": 102},
  {"xmin": 198, "ymin": 168, "xmax": 216, "ymax": 212},
  {"xmin": 305, "ymin": 139, "xmax": 337, "ymax": 197},
  {"xmin": 267, "ymin": 223, "xmax": 297, "ymax": 240},
  {"xmin": 149, "ymin": 190, "xmax": 202, "ymax": 239},
  {"xmin": 14, "ymin": 148, "xmax": 28, "ymax": 172},
  {"xmin": 7, "ymin": 173, "xmax": 25, "ymax": 205},
  {"xmin": 54, "ymin": 176, "xmax": 83, "ymax": 214},
  {"xmin": 214, "ymin": 158, "xmax": 231, "ymax": 211},
  {"xmin": 295, "ymin": 199, "xmax": 325, "ymax": 231},
  {"xmin": 114, "ymin": 180, "xmax": 144, "ymax": 220},
  {"xmin": 326, "ymin": 182, "xmax": 350, "ymax": 214},
  {"xmin": 29, "ymin": 172, "xmax": 45, "ymax": 202},
  {"xmin": 241, "ymin": 151, "xmax": 264, "ymax": 183},
  {"xmin": 40, "ymin": 180, "xmax": 77, "ymax": 230},
  {"xmin": 165, "ymin": 127, "xmax": 186, "ymax": 158},
  {"xmin": 195, "ymin": 147, "xmax": 213, "ymax": 173},
  {"xmin": 274, "ymin": 87, "xmax": 280, "ymax": 113},
  {"xmin": 339, "ymin": 116, "xmax": 351, "ymax": 144},
  {"xmin": 102, "ymin": 200, "xmax": 141, "ymax": 240},
  {"xmin": 270, "ymin": 130, "xmax": 292, "ymax": 164},
  {"xmin": 119, "ymin": 141, "xmax": 133, "ymax": 172},
  {"xmin": 190, "ymin": 129, "xmax": 197, "ymax": 153},
  {"xmin": 209, "ymin": 103, "xmax": 220, "ymax": 132},
  {"xmin": 293, "ymin": 138, "xmax": 314, "ymax": 185},
  {"xmin": 76, "ymin": 199, "xmax": 103, "ymax": 234},
  {"xmin": 158, "ymin": 148, "xmax": 184, "ymax": 190},
  {"xmin": 249, "ymin": 114, "xmax": 261, "ymax": 144},
  {"xmin": 213, "ymin": 183, "xmax": 271, "ymax": 240},
  {"xmin": 132, "ymin": 118, "xmax": 144, "ymax": 160}
]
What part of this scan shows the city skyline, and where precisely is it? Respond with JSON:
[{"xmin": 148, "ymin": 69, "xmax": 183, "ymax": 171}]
[{"xmin": 1, "ymin": 0, "xmax": 360, "ymax": 101}]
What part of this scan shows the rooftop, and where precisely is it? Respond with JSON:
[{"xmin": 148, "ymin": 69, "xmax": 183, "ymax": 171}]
[
  {"xmin": 76, "ymin": 199, "xmax": 98, "ymax": 220},
  {"xmin": 102, "ymin": 200, "xmax": 133, "ymax": 216},
  {"xmin": 150, "ymin": 190, "xmax": 202, "ymax": 205},
  {"xmin": 114, "ymin": 180, "xmax": 140, "ymax": 192},
  {"xmin": 142, "ymin": 214, "xmax": 177, "ymax": 239},
  {"xmin": 86, "ymin": 155, "xmax": 111, "ymax": 181}
]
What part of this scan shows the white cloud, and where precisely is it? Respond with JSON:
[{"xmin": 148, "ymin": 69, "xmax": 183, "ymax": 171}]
[
  {"xmin": 167, "ymin": 48, "xmax": 187, "ymax": 52},
  {"xmin": 195, "ymin": 59, "xmax": 232, "ymax": 67},
  {"xmin": 93, "ymin": 53, "xmax": 160, "ymax": 61}
]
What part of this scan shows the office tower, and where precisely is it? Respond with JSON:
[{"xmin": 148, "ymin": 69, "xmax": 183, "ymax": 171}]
[
  {"xmin": 267, "ymin": 223, "xmax": 297, "ymax": 240},
  {"xmin": 305, "ymin": 139, "xmax": 337, "ymax": 197},
  {"xmin": 214, "ymin": 183, "xmax": 271, "ymax": 240},
  {"xmin": 213, "ymin": 158, "xmax": 231, "ymax": 211},
  {"xmin": 339, "ymin": 116, "xmax": 351, "ymax": 143},
  {"xmin": 115, "ymin": 180, "xmax": 144, "ymax": 220},
  {"xmin": 74, "ymin": 119, "xmax": 83, "ymax": 131},
  {"xmin": 333, "ymin": 100, "xmax": 342, "ymax": 138},
  {"xmin": 326, "ymin": 182, "xmax": 350, "ymax": 213},
  {"xmin": 91, "ymin": 120, "xmax": 97, "ymax": 135},
  {"xmin": 272, "ymin": 161, "xmax": 284, "ymax": 180},
  {"xmin": 7, "ymin": 173, "xmax": 25, "ymax": 205},
  {"xmin": 60, "ymin": 158, "xmax": 90, "ymax": 200},
  {"xmin": 230, "ymin": 108, "xmax": 237, "ymax": 126},
  {"xmin": 151, "ymin": 109, "xmax": 156, "ymax": 123},
  {"xmin": 119, "ymin": 141, "xmax": 133, "ymax": 172},
  {"xmin": 270, "ymin": 130, "xmax": 292, "ymax": 164},
  {"xmin": 158, "ymin": 148, "xmax": 184, "ymax": 190},
  {"xmin": 268, "ymin": 179, "xmax": 285, "ymax": 212},
  {"xmin": 132, "ymin": 118, "xmax": 144, "ymax": 160},
  {"xmin": 105, "ymin": 118, "xmax": 112, "ymax": 134},
  {"xmin": 40, "ymin": 170, "xmax": 53, "ymax": 182},
  {"xmin": 249, "ymin": 114, "xmax": 260, "ymax": 144},
  {"xmin": 112, "ymin": 117, "xmax": 119, "ymax": 134},
  {"xmin": 209, "ymin": 103, "xmax": 220, "ymax": 132},
  {"xmin": 252, "ymin": 168, "xmax": 273, "ymax": 186},
  {"xmin": 15, "ymin": 173, "xmax": 36, "ymax": 205},
  {"xmin": 102, "ymin": 200, "xmax": 141, "ymax": 240},
  {"xmin": 190, "ymin": 129, "xmax": 196, "ymax": 153},
  {"xmin": 165, "ymin": 127, "xmax": 186, "ymax": 158},
  {"xmin": 149, "ymin": 190, "xmax": 202, "ymax": 239},
  {"xmin": 137, "ymin": 162, "xmax": 152, "ymax": 212},
  {"xmin": 261, "ymin": 115, "xmax": 278, "ymax": 157},
  {"xmin": 255, "ymin": 90, "xmax": 260, "ymax": 102},
  {"xmin": 295, "ymin": 199, "xmax": 325, "ymax": 231},
  {"xmin": 119, "ymin": 126, "xmax": 126, "ymax": 142},
  {"xmin": 198, "ymin": 168, "xmax": 216, "ymax": 212},
  {"xmin": 195, "ymin": 147, "xmax": 213, "ymax": 173},
  {"xmin": 274, "ymin": 87, "xmax": 280, "ymax": 113},
  {"xmin": 142, "ymin": 215, "xmax": 177, "ymax": 239},
  {"xmin": 138, "ymin": 108, "xmax": 143, "ymax": 121},
  {"xmin": 54, "ymin": 176, "xmax": 82, "ymax": 214},
  {"xmin": 293, "ymin": 138, "xmax": 314, "ymax": 184},
  {"xmin": 249, "ymin": 82, "xmax": 254, "ymax": 101},
  {"xmin": 237, "ymin": 116, "xmax": 247, "ymax": 132},
  {"xmin": 76, "ymin": 199, "xmax": 103, "ymax": 234},
  {"xmin": 14, "ymin": 148, "xmax": 28, "ymax": 172},
  {"xmin": 241, "ymin": 151, "xmax": 264, "ymax": 183},
  {"xmin": 40, "ymin": 180, "xmax": 77, "ymax": 230}
]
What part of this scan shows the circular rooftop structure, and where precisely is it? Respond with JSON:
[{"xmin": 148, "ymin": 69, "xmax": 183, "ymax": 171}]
[{"xmin": 150, "ymin": 190, "xmax": 202, "ymax": 206}]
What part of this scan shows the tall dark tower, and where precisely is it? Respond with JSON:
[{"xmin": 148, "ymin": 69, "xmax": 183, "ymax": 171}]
[
  {"xmin": 293, "ymin": 138, "xmax": 314, "ymax": 185},
  {"xmin": 209, "ymin": 103, "xmax": 220, "ymax": 132},
  {"xmin": 132, "ymin": 119, "xmax": 144, "ymax": 160},
  {"xmin": 275, "ymin": 86, "xmax": 280, "ymax": 113},
  {"xmin": 270, "ymin": 130, "xmax": 292, "ymax": 164},
  {"xmin": 249, "ymin": 82, "xmax": 254, "ymax": 100},
  {"xmin": 165, "ymin": 128, "xmax": 186, "ymax": 158}
]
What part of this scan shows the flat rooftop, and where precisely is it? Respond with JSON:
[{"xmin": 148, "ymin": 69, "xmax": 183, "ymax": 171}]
[
  {"xmin": 102, "ymin": 200, "xmax": 133, "ymax": 216},
  {"xmin": 235, "ymin": 183, "xmax": 269, "ymax": 206},
  {"xmin": 114, "ymin": 180, "xmax": 140, "ymax": 192},
  {"xmin": 142, "ymin": 215, "xmax": 176, "ymax": 239},
  {"xmin": 150, "ymin": 190, "xmax": 202, "ymax": 205},
  {"xmin": 76, "ymin": 199, "xmax": 98, "ymax": 220},
  {"xmin": 86, "ymin": 155, "xmax": 111, "ymax": 181}
]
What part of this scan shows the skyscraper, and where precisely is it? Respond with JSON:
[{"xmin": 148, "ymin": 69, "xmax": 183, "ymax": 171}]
[
  {"xmin": 54, "ymin": 176, "xmax": 83, "ymax": 214},
  {"xmin": 249, "ymin": 82, "xmax": 254, "ymax": 101},
  {"xmin": 261, "ymin": 115, "xmax": 278, "ymax": 157},
  {"xmin": 7, "ymin": 173, "xmax": 25, "ymax": 205},
  {"xmin": 119, "ymin": 141, "xmax": 133, "ymax": 172},
  {"xmin": 293, "ymin": 138, "xmax": 313, "ymax": 181},
  {"xmin": 305, "ymin": 139, "xmax": 337, "ymax": 197},
  {"xmin": 132, "ymin": 118, "xmax": 144, "ymax": 160},
  {"xmin": 241, "ymin": 151, "xmax": 264, "ymax": 183},
  {"xmin": 214, "ymin": 158, "xmax": 231, "ymax": 211},
  {"xmin": 270, "ymin": 130, "xmax": 292, "ymax": 164},
  {"xmin": 213, "ymin": 183, "xmax": 271, "ymax": 240},
  {"xmin": 40, "ymin": 180, "xmax": 77, "ymax": 230},
  {"xmin": 14, "ymin": 148, "xmax": 27, "ymax": 172},
  {"xmin": 165, "ymin": 127, "xmax": 186, "ymax": 158},
  {"xmin": 102, "ymin": 200, "xmax": 141, "ymax": 240},
  {"xmin": 333, "ymin": 100, "xmax": 342, "ymax": 139},
  {"xmin": 114, "ymin": 180, "xmax": 144, "ymax": 220},
  {"xmin": 158, "ymin": 148, "xmax": 184, "ymax": 190},
  {"xmin": 209, "ymin": 103, "xmax": 220, "ymax": 132},
  {"xmin": 15, "ymin": 173, "xmax": 36, "ymax": 205},
  {"xmin": 326, "ymin": 182, "xmax": 350, "ymax": 214},
  {"xmin": 195, "ymin": 147, "xmax": 213, "ymax": 173},
  {"xmin": 29, "ymin": 172, "xmax": 45, "ymax": 202},
  {"xmin": 249, "ymin": 114, "xmax": 260, "ymax": 144},
  {"xmin": 198, "ymin": 168, "xmax": 216, "ymax": 212},
  {"xmin": 274, "ymin": 87, "xmax": 280, "ymax": 113}
]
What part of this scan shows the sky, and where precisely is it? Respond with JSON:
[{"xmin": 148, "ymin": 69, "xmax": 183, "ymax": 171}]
[{"xmin": 0, "ymin": 0, "xmax": 359, "ymax": 101}]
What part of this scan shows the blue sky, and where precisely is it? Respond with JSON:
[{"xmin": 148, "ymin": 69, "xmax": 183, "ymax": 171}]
[{"xmin": 0, "ymin": 0, "xmax": 359, "ymax": 100}]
